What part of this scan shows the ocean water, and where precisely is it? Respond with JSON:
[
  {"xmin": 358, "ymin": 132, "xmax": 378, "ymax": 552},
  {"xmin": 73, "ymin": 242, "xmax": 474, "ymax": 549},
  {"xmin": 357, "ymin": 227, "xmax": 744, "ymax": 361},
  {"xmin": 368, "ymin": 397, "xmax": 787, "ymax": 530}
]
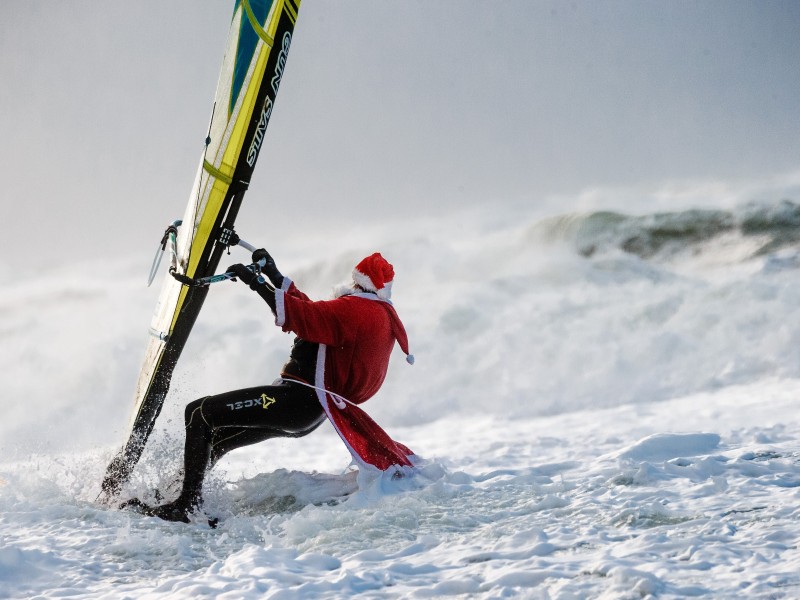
[{"xmin": 2, "ymin": 191, "xmax": 800, "ymax": 598}]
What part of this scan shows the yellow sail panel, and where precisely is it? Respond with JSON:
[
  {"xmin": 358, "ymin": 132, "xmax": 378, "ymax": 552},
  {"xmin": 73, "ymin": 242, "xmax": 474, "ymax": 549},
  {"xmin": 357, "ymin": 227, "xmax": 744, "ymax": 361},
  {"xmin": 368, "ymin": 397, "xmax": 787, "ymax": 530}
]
[
  {"xmin": 222, "ymin": 51, "xmax": 269, "ymax": 180},
  {"xmin": 186, "ymin": 175, "xmax": 232, "ymax": 279}
]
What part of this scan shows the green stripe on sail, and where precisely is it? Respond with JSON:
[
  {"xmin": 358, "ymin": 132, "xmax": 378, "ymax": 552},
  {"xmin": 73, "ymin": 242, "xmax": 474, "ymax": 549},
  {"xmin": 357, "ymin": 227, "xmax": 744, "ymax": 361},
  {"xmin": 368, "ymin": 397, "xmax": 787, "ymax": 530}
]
[
  {"xmin": 203, "ymin": 159, "xmax": 233, "ymax": 185},
  {"xmin": 243, "ymin": 0, "xmax": 274, "ymax": 46}
]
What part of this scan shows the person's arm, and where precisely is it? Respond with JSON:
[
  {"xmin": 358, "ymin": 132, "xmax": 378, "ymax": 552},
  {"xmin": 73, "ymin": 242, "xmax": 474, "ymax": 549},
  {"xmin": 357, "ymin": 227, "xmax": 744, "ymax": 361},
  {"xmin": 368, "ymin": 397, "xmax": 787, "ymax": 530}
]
[
  {"xmin": 251, "ymin": 248, "xmax": 284, "ymax": 288},
  {"xmin": 280, "ymin": 295, "xmax": 353, "ymax": 347},
  {"xmin": 227, "ymin": 263, "xmax": 277, "ymax": 316}
]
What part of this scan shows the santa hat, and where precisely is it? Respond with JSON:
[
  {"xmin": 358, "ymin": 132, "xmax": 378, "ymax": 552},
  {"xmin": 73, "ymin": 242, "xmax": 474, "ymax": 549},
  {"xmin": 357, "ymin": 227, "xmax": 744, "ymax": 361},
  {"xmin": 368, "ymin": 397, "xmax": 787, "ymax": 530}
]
[
  {"xmin": 352, "ymin": 253, "xmax": 414, "ymax": 365},
  {"xmin": 353, "ymin": 252, "xmax": 395, "ymax": 301}
]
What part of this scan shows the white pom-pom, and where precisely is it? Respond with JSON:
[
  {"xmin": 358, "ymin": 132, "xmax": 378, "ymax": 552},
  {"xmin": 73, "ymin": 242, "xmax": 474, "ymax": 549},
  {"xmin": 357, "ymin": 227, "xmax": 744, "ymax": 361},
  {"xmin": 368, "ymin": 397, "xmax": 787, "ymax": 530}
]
[{"xmin": 406, "ymin": 354, "xmax": 415, "ymax": 365}]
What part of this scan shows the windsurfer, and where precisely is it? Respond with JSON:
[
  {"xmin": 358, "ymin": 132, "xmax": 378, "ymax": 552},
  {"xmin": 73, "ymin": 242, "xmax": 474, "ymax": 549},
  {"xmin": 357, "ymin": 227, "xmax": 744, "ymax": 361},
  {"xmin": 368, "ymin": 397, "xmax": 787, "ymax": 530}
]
[{"xmin": 123, "ymin": 250, "xmax": 413, "ymax": 523}]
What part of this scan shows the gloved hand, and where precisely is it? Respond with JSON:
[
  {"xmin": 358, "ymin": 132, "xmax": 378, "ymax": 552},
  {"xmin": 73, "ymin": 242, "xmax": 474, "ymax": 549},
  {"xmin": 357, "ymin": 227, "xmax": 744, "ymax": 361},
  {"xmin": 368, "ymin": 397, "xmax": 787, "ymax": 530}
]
[
  {"xmin": 251, "ymin": 248, "xmax": 284, "ymax": 287},
  {"xmin": 228, "ymin": 262, "xmax": 277, "ymax": 313},
  {"xmin": 226, "ymin": 263, "xmax": 258, "ymax": 287}
]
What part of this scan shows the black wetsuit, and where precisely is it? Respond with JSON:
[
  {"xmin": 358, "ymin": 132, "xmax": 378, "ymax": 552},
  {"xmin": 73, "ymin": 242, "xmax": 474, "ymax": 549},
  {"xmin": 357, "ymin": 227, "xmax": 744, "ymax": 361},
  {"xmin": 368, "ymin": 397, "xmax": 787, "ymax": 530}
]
[
  {"xmin": 176, "ymin": 337, "xmax": 326, "ymax": 506},
  {"xmin": 135, "ymin": 262, "xmax": 328, "ymax": 521}
]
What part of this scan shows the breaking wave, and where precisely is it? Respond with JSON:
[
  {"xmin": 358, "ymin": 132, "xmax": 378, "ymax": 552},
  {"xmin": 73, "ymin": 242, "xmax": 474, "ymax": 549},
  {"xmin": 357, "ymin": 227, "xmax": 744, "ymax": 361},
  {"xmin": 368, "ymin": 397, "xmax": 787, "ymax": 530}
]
[{"xmin": 530, "ymin": 199, "xmax": 800, "ymax": 261}]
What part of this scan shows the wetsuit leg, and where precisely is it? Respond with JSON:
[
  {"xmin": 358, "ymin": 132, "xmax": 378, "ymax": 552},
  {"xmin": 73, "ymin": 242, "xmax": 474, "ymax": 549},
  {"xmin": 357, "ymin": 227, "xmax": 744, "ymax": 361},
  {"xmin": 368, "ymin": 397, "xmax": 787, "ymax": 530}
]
[{"xmin": 174, "ymin": 380, "xmax": 325, "ymax": 507}]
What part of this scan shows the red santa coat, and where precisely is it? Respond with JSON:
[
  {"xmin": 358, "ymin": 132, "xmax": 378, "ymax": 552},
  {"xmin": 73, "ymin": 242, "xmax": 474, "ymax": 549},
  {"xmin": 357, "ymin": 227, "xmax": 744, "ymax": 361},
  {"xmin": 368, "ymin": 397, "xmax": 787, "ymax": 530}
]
[{"xmin": 275, "ymin": 279, "xmax": 415, "ymax": 471}]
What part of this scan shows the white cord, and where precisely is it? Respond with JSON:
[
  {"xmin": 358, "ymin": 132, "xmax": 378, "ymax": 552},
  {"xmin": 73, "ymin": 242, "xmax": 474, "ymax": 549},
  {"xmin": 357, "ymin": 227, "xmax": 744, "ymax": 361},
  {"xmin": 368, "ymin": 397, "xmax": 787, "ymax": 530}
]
[{"xmin": 280, "ymin": 377, "xmax": 355, "ymax": 410}]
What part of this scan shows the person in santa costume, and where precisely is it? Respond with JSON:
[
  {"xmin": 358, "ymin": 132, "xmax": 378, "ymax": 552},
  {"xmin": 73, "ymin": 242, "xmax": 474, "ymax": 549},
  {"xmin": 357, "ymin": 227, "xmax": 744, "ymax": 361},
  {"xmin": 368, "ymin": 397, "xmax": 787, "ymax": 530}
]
[{"xmin": 127, "ymin": 250, "xmax": 415, "ymax": 523}]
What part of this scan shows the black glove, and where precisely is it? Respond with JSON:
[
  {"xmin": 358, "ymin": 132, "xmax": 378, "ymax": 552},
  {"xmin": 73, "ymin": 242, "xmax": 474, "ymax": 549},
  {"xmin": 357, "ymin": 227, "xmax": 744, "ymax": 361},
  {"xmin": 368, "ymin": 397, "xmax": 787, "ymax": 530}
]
[
  {"xmin": 226, "ymin": 263, "xmax": 258, "ymax": 287},
  {"xmin": 228, "ymin": 262, "xmax": 277, "ymax": 314},
  {"xmin": 251, "ymin": 248, "xmax": 284, "ymax": 288}
]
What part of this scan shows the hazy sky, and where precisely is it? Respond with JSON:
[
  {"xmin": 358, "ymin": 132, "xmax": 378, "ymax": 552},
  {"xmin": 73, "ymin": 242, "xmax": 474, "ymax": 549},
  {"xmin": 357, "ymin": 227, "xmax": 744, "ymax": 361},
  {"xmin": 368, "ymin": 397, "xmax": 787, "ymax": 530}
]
[{"xmin": 1, "ymin": 1, "xmax": 799, "ymax": 267}]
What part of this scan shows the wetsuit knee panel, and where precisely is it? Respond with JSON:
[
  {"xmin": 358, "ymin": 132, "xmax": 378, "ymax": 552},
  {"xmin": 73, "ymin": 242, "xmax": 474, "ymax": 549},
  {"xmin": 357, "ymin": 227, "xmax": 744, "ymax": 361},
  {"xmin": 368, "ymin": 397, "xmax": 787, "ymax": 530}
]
[{"xmin": 185, "ymin": 396, "xmax": 210, "ymax": 425}]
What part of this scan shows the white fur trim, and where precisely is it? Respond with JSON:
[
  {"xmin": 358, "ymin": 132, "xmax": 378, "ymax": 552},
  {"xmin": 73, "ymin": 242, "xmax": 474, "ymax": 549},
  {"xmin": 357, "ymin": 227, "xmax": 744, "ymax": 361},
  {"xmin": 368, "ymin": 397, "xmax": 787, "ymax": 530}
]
[
  {"xmin": 275, "ymin": 277, "xmax": 292, "ymax": 327},
  {"xmin": 353, "ymin": 269, "xmax": 393, "ymax": 300},
  {"xmin": 315, "ymin": 344, "xmax": 327, "ymax": 393},
  {"xmin": 350, "ymin": 292, "xmax": 393, "ymax": 305},
  {"xmin": 332, "ymin": 281, "xmax": 358, "ymax": 299},
  {"xmin": 352, "ymin": 269, "xmax": 376, "ymax": 292},
  {"xmin": 313, "ymin": 345, "xmax": 374, "ymax": 471},
  {"xmin": 376, "ymin": 281, "xmax": 392, "ymax": 300}
]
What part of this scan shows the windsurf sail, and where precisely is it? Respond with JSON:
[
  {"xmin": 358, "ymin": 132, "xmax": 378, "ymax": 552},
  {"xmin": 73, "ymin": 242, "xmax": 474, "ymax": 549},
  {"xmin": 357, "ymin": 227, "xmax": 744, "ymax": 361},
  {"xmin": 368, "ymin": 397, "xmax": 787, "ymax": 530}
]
[{"xmin": 101, "ymin": 0, "xmax": 302, "ymax": 499}]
